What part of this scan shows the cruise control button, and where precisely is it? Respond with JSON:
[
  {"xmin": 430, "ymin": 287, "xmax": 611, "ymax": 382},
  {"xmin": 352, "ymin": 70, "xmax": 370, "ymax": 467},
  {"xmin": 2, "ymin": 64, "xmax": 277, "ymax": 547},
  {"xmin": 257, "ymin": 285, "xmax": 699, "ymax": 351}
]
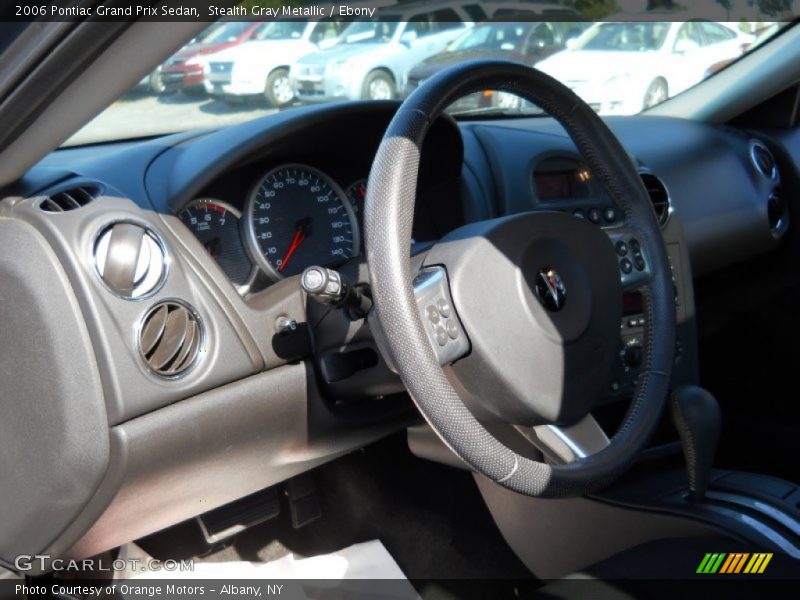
[
  {"xmin": 446, "ymin": 320, "xmax": 460, "ymax": 340},
  {"xmin": 620, "ymin": 258, "xmax": 633, "ymax": 274},
  {"xmin": 437, "ymin": 297, "xmax": 451, "ymax": 318},
  {"xmin": 588, "ymin": 207, "xmax": 601, "ymax": 223},
  {"xmin": 426, "ymin": 305, "xmax": 440, "ymax": 324},
  {"xmin": 603, "ymin": 207, "xmax": 616, "ymax": 222},
  {"xmin": 435, "ymin": 326, "xmax": 448, "ymax": 347},
  {"xmin": 629, "ymin": 239, "xmax": 642, "ymax": 255},
  {"xmin": 615, "ymin": 240, "xmax": 628, "ymax": 256},
  {"xmin": 634, "ymin": 256, "xmax": 646, "ymax": 271}
]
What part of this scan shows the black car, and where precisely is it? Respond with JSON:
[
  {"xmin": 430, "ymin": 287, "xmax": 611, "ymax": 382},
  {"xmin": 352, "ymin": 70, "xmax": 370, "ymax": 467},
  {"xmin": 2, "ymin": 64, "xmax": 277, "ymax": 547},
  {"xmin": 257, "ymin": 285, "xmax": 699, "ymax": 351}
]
[{"xmin": 404, "ymin": 21, "xmax": 587, "ymax": 108}]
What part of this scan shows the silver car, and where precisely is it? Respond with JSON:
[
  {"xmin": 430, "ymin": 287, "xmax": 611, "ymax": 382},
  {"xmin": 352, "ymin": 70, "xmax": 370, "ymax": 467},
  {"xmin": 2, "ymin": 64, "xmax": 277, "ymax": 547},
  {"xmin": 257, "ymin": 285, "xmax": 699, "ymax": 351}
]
[{"xmin": 290, "ymin": 1, "xmax": 479, "ymax": 103}]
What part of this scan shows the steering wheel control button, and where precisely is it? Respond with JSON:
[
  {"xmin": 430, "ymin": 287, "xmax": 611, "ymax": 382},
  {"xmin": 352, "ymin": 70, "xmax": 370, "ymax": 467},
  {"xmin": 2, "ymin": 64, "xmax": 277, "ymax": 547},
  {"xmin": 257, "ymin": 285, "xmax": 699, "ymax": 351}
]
[
  {"xmin": 629, "ymin": 239, "xmax": 642, "ymax": 255},
  {"xmin": 634, "ymin": 256, "xmax": 646, "ymax": 271},
  {"xmin": 603, "ymin": 207, "xmax": 617, "ymax": 223},
  {"xmin": 572, "ymin": 209, "xmax": 585, "ymax": 220},
  {"xmin": 620, "ymin": 258, "xmax": 633, "ymax": 275},
  {"xmin": 588, "ymin": 207, "xmax": 601, "ymax": 223},
  {"xmin": 615, "ymin": 241, "xmax": 629, "ymax": 256},
  {"xmin": 93, "ymin": 222, "xmax": 167, "ymax": 299},
  {"xmin": 426, "ymin": 304, "xmax": 441, "ymax": 324},
  {"xmin": 436, "ymin": 297, "xmax": 451, "ymax": 318},
  {"xmin": 412, "ymin": 267, "xmax": 470, "ymax": 366},
  {"xmin": 446, "ymin": 320, "xmax": 460, "ymax": 340}
]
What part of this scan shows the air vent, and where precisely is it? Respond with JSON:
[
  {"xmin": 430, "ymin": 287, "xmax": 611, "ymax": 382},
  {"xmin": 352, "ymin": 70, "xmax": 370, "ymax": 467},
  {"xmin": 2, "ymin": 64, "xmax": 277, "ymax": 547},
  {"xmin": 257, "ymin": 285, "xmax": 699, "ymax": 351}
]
[
  {"xmin": 751, "ymin": 142, "xmax": 778, "ymax": 180},
  {"xmin": 40, "ymin": 184, "xmax": 102, "ymax": 213},
  {"xmin": 767, "ymin": 188, "xmax": 788, "ymax": 236},
  {"xmin": 93, "ymin": 222, "xmax": 167, "ymax": 299},
  {"xmin": 139, "ymin": 301, "xmax": 203, "ymax": 377},
  {"xmin": 639, "ymin": 172, "xmax": 671, "ymax": 228}
]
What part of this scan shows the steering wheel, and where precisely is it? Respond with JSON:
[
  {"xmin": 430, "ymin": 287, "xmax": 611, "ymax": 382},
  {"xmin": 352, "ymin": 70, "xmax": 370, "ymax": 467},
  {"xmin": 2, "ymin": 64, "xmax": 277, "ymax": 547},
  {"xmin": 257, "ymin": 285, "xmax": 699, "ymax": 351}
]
[{"xmin": 364, "ymin": 61, "xmax": 676, "ymax": 498}]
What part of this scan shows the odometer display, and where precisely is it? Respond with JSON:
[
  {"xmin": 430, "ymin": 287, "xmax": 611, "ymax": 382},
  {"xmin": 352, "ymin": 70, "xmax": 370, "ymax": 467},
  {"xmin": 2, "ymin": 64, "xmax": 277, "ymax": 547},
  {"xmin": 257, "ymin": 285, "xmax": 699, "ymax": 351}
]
[{"xmin": 246, "ymin": 164, "xmax": 359, "ymax": 279}]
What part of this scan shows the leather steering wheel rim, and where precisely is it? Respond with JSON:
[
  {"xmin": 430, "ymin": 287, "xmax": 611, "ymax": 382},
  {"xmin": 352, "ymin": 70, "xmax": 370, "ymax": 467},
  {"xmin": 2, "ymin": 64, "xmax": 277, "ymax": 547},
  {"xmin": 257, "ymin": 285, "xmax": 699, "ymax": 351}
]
[{"xmin": 364, "ymin": 60, "xmax": 676, "ymax": 498}]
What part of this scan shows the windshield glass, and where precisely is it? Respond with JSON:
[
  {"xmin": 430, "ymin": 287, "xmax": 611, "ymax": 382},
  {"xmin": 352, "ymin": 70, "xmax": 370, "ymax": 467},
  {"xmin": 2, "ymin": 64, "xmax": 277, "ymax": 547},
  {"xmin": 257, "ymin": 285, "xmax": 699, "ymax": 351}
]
[
  {"xmin": 67, "ymin": 11, "xmax": 788, "ymax": 146},
  {"xmin": 252, "ymin": 21, "xmax": 307, "ymax": 41},
  {"xmin": 575, "ymin": 22, "xmax": 670, "ymax": 51}
]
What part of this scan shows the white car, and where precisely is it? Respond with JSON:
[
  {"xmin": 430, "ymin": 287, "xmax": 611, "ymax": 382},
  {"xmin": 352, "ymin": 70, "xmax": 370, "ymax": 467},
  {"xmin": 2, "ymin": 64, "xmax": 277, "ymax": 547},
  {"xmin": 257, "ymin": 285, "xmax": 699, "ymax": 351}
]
[
  {"xmin": 289, "ymin": 1, "xmax": 477, "ymax": 103},
  {"xmin": 536, "ymin": 21, "xmax": 754, "ymax": 115},
  {"xmin": 206, "ymin": 20, "xmax": 346, "ymax": 107}
]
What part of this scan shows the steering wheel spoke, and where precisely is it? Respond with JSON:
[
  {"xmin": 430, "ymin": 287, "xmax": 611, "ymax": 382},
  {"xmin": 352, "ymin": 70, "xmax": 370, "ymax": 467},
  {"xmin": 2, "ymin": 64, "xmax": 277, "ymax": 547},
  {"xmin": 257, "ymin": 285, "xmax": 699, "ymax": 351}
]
[
  {"xmin": 528, "ymin": 415, "xmax": 610, "ymax": 465},
  {"xmin": 606, "ymin": 227, "xmax": 653, "ymax": 290},
  {"xmin": 412, "ymin": 266, "xmax": 470, "ymax": 365}
]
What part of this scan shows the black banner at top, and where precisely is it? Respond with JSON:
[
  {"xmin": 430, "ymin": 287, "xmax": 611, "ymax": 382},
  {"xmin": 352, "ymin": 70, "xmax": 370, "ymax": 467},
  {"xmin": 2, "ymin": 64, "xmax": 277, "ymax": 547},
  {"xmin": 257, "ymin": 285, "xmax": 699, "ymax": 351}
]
[{"xmin": 1, "ymin": 0, "xmax": 798, "ymax": 23}]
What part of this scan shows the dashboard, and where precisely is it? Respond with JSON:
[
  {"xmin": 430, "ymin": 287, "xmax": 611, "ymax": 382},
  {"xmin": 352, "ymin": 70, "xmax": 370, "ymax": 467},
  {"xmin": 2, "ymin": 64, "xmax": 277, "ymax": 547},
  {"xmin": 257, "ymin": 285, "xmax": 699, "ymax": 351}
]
[{"xmin": 1, "ymin": 100, "xmax": 793, "ymax": 565}]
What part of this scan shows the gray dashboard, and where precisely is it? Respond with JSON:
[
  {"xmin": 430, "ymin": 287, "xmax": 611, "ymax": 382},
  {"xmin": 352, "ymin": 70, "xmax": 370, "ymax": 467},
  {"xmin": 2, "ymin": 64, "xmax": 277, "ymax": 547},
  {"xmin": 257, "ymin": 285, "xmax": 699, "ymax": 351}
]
[{"xmin": 0, "ymin": 101, "xmax": 789, "ymax": 568}]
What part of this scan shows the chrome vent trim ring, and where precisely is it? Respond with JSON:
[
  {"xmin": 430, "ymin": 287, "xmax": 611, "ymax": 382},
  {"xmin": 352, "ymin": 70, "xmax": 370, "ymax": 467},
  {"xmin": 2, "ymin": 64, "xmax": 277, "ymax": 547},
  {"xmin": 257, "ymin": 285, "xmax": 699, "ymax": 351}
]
[
  {"xmin": 93, "ymin": 222, "xmax": 167, "ymax": 299},
  {"xmin": 638, "ymin": 171, "xmax": 671, "ymax": 228},
  {"xmin": 750, "ymin": 141, "xmax": 778, "ymax": 180},
  {"xmin": 139, "ymin": 300, "xmax": 203, "ymax": 378},
  {"xmin": 40, "ymin": 184, "xmax": 102, "ymax": 212}
]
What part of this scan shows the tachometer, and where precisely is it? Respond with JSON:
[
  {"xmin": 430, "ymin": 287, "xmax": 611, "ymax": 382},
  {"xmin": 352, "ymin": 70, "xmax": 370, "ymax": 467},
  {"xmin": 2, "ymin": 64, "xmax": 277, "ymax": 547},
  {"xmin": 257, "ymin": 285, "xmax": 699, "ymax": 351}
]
[
  {"xmin": 178, "ymin": 199, "xmax": 256, "ymax": 291},
  {"xmin": 245, "ymin": 164, "xmax": 359, "ymax": 279}
]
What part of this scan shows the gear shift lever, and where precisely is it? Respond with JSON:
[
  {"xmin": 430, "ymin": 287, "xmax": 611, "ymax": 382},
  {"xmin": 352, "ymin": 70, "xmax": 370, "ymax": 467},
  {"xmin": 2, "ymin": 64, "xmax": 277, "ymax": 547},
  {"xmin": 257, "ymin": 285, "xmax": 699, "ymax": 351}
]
[{"xmin": 669, "ymin": 385, "xmax": 721, "ymax": 502}]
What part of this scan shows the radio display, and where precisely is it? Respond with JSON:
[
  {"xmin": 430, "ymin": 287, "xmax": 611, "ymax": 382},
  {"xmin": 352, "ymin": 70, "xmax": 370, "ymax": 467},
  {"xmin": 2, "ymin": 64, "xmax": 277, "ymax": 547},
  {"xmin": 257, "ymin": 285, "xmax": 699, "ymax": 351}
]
[
  {"xmin": 623, "ymin": 292, "xmax": 644, "ymax": 316},
  {"xmin": 533, "ymin": 157, "xmax": 592, "ymax": 200}
]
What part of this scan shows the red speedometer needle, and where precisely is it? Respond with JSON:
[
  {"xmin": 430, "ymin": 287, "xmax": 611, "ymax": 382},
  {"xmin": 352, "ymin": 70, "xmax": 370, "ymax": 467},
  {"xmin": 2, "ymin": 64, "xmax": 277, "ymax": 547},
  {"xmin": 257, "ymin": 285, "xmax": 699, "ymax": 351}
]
[{"xmin": 278, "ymin": 219, "xmax": 312, "ymax": 273}]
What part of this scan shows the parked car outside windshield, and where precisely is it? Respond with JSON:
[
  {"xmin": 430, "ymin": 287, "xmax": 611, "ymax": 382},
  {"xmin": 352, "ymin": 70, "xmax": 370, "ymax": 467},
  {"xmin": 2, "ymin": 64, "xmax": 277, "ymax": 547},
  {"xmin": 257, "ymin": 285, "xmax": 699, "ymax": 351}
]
[
  {"xmin": 536, "ymin": 20, "xmax": 755, "ymax": 115},
  {"xmin": 68, "ymin": 6, "xmax": 784, "ymax": 146}
]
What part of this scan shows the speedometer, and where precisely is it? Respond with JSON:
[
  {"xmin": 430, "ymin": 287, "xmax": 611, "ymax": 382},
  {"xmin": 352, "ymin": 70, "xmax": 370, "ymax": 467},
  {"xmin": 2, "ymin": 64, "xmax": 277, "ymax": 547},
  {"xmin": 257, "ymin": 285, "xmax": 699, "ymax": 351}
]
[{"xmin": 245, "ymin": 164, "xmax": 359, "ymax": 279}]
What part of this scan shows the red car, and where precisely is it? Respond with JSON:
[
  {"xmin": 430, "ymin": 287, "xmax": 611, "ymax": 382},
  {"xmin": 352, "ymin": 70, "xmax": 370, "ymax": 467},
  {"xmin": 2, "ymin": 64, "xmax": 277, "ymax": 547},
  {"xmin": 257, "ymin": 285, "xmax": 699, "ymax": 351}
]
[{"xmin": 159, "ymin": 22, "xmax": 261, "ymax": 95}]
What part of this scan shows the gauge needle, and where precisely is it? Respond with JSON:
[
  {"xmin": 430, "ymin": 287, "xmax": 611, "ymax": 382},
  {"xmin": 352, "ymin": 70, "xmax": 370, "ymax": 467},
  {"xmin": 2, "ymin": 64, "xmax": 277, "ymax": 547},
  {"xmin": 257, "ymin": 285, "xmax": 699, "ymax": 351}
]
[{"xmin": 278, "ymin": 218, "xmax": 312, "ymax": 273}]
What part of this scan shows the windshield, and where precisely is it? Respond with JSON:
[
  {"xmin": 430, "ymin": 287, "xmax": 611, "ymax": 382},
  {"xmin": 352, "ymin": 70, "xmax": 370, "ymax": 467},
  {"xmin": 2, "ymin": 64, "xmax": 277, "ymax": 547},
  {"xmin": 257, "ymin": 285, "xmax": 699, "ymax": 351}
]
[
  {"xmin": 67, "ymin": 14, "xmax": 788, "ymax": 146},
  {"xmin": 252, "ymin": 21, "xmax": 307, "ymax": 41},
  {"xmin": 342, "ymin": 19, "xmax": 401, "ymax": 44}
]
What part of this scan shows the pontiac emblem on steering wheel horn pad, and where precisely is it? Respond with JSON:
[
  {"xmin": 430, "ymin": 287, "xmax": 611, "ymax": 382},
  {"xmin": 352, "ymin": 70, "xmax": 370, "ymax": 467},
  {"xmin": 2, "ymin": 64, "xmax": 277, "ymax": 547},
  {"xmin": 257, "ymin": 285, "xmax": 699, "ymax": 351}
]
[{"xmin": 535, "ymin": 268, "xmax": 566, "ymax": 312}]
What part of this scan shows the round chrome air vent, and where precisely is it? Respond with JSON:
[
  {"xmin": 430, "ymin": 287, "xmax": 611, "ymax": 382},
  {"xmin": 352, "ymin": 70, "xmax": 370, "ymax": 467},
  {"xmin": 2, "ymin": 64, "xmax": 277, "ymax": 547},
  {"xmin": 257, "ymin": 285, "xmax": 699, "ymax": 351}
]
[
  {"xmin": 93, "ymin": 222, "xmax": 167, "ymax": 299},
  {"xmin": 639, "ymin": 172, "xmax": 671, "ymax": 228},
  {"xmin": 750, "ymin": 141, "xmax": 778, "ymax": 180},
  {"xmin": 139, "ymin": 301, "xmax": 203, "ymax": 377},
  {"xmin": 768, "ymin": 188, "xmax": 789, "ymax": 238}
]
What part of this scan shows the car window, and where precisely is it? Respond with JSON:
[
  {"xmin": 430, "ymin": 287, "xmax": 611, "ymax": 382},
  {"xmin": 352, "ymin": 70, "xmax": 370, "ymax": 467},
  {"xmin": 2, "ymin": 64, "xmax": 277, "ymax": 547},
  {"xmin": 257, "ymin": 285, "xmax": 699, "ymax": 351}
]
[
  {"xmin": 525, "ymin": 24, "xmax": 556, "ymax": 53},
  {"xmin": 342, "ymin": 19, "xmax": 400, "ymax": 44},
  {"xmin": 431, "ymin": 9, "xmax": 466, "ymax": 32},
  {"xmin": 201, "ymin": 22, "xmax": 250, "ymax": 44},
  {"xmin": 575, "ymin": 23, "xmax": 670, "ymax": 52},
  {"xmin": 253, "ymin": 21, "xmax": 307, "ymax": 41},
  {"xmin": 309, "ymin": 21, "xmax": 345, "ymax": 44},
  {"xmin": 701, "ymin": 22, "xmax": 737, "ymax": 45},
  {"xmin": 675, "ymin": 22, "xmax": 703, "ymax": 48}
]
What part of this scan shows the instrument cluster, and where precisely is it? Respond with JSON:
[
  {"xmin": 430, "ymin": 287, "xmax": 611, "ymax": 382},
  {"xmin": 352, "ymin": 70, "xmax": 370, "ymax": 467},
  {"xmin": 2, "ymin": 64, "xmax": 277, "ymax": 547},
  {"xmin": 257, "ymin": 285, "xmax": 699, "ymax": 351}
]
[{"xmin": 178, "ymin": 164, "xmax": 368, "ymax": 294}]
